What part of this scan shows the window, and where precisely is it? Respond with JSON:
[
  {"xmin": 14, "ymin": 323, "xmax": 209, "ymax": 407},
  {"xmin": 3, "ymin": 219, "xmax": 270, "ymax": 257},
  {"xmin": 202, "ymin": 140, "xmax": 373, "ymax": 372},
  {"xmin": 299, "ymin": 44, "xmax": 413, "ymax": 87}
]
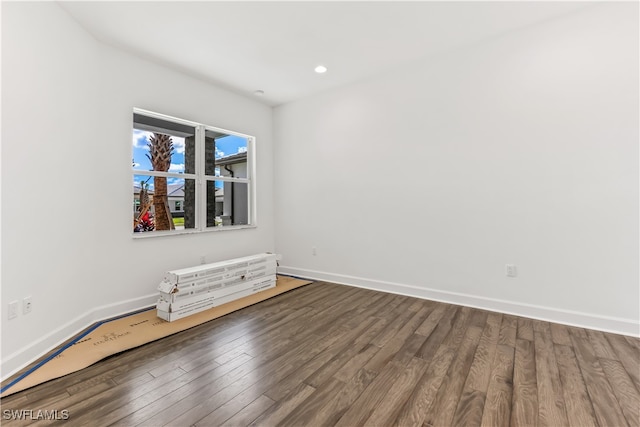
[{"xmin": 132, "ymin": 108, "xmax": 255, "ymax": 236}]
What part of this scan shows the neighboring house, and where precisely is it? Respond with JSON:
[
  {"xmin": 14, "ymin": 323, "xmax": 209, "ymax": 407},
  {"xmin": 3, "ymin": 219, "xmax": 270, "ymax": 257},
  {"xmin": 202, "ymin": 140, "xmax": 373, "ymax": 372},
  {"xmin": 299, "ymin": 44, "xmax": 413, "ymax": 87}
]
[
  {"xmin": 133, "ymin": 151, "xmax": 245, "ymax": 223},
  {"xmin": 167, "ymin": 184, "xmax": 185, "ymax": 217},
  {"xmin": 216, "ymin": 151, "xmax": 247, "ymax": 177},
  {"xmin": 133, "ymin": 183, "xmax": 185, "ymax": 217},
  {"xmin": 216, "ymin": 151, "xmax": 248, "ymax": 226}
]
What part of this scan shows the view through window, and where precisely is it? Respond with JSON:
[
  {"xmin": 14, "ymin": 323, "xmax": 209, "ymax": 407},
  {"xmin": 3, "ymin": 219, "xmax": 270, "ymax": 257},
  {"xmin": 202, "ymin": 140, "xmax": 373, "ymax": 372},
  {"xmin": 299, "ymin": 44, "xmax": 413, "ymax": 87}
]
[{"xmin": 132, "ymin": 109, "xmax": 254, "ymax": 235}]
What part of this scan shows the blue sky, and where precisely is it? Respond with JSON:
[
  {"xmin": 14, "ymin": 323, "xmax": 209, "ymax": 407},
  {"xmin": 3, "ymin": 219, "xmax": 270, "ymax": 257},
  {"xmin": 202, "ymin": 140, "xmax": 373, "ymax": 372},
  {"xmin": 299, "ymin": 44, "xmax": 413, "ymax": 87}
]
[{"xmin": 132, "ymin": 130, "xmax": 247, "ymax": 189}]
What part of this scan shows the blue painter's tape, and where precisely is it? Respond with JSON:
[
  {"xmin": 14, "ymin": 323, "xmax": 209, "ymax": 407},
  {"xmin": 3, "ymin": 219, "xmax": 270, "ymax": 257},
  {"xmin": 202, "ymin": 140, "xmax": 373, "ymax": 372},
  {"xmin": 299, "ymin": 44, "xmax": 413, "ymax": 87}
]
[{"xmin": 1, "ymin": 306, "xmax": 155, "ymax": 395}]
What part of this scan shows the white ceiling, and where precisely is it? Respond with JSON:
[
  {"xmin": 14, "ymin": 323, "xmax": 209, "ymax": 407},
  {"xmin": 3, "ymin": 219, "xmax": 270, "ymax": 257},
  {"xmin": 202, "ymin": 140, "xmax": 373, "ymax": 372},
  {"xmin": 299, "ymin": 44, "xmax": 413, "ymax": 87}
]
[{"xmin": 59, "ymin": 1, "xmax": 591, "ymax": 106}]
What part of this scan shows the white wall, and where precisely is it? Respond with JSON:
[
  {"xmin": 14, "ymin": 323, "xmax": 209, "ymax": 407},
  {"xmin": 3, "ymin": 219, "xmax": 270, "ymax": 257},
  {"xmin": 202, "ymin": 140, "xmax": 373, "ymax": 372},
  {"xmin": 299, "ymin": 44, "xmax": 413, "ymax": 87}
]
[
  {"xmin": 1, "ymin": 1, "xmax": 638, "ymax": 381},
  {"xmin": 275, "ymin": 3, "xmax": 639, "ymax": 335},
  {"xmin": 1, "ymin": 2, "xmax": 275, "ymax": 377}
]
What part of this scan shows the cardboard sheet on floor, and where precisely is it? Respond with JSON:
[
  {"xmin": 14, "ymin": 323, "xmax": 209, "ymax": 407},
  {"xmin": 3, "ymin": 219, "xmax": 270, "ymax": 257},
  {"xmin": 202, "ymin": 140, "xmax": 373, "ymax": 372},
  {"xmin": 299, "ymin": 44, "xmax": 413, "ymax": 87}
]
[{"xmin": 0, "ymin": 275, "xmax": 312, "ymax": 397}]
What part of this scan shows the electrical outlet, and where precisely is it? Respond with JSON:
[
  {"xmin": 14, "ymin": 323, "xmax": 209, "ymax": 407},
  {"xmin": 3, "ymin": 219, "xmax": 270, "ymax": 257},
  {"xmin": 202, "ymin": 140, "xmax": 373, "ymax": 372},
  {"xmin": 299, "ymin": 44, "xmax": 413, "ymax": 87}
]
[
  {"xmin": 200, "ymin": 255, "xmax": 206, "ymax": 265},
  {"xmin": 8, "ymin": 301, "xmax": 19, "ymax": 319},
  {"xmin": 312, "ymin": 247, "xmax": 317, "ymax": 256},
  {"xmin": 23, "ymin": 296, "xmax": 32, "ymax": 314},
  {"xmin": 505, "ymin": 264, "xmax": 517, "ymax": 278}
]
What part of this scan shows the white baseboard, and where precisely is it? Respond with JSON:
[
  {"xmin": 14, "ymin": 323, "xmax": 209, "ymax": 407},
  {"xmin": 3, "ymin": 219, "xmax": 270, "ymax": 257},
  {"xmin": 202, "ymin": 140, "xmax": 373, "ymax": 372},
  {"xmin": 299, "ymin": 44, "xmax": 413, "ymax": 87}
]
[
  {"xmin": 278, "ymin": 266, "xmax": 639, "ymax": 338},
  {"xmin": 1, "ymin": 294, "xmax": 158, "ymax": 382},
  {"xmin": 3, "ymin": 268, "xmax": 638, "ymax": 383}
]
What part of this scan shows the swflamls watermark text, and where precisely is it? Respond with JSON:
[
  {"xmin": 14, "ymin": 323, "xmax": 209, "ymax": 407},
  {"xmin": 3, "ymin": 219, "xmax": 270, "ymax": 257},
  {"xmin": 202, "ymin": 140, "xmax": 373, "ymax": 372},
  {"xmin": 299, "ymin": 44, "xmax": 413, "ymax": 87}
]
[{"xmin": 2, "ymin": 409, "xmax": 70, "ymax": 421}]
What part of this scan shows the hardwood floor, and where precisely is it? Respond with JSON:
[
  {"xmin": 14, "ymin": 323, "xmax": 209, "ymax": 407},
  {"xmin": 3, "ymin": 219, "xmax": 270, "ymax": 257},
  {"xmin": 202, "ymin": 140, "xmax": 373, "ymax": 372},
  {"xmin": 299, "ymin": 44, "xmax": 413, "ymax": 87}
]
[{"xmin": 1, "ymin": 281, "xmax": 638, "ymax": 426}]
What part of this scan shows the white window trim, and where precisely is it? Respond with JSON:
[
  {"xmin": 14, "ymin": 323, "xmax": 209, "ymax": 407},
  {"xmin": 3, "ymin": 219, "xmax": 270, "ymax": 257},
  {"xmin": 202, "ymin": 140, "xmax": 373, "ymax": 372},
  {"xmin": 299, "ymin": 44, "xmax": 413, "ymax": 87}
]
[{"xmin": 132, "ymin": 108, "xmax": 257, "ymax": 238}]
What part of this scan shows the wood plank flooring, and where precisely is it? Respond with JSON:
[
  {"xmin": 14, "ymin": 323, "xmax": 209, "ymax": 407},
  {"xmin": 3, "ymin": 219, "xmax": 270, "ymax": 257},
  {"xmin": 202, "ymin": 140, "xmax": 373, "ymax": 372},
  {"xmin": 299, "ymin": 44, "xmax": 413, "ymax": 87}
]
[{"xmin": 1, "ymin": 281, "xmax": 638, "ymax": 426}]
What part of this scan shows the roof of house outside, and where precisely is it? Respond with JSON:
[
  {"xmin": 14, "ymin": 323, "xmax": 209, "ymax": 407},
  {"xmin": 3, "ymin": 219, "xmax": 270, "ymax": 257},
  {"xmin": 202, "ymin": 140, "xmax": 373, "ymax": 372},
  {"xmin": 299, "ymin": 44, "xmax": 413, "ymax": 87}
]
[
  {"xmin": 216, "ymin": 151, "xmax": 247, "ymax": 166},
  {"xmin": 168, "ymin": 184, "xmax": 184, "ymax": 197},
  {"xmin": 134, "ymin": 183, "xmax": 223, "ymax": 197}
]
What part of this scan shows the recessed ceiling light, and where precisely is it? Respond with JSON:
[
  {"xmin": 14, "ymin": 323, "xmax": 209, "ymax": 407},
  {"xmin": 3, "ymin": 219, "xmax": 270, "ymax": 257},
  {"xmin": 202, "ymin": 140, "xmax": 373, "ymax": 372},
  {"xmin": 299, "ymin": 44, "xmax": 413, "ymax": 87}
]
[
  {"xmin": 253, "ymin": 90, "xmax": 264, "ymax": 96},
  {"xmin": 314, "ymin": 65, "xmax": 327, "ymax": 74}
]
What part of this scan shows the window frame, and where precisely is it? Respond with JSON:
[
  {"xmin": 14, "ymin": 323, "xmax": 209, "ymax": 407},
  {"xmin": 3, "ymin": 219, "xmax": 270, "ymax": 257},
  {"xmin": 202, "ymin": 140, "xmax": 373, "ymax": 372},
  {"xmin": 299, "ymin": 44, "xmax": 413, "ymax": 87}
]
[{"xmin": 132, "ymin": 108, "xmax": 257, "ymax": 238}]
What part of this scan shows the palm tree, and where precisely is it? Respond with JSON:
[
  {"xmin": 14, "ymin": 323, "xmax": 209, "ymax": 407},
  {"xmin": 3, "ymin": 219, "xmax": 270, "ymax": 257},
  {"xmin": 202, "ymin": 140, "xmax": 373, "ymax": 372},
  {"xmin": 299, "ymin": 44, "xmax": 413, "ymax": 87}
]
[{"xmin": 147, "ymin": 133, "xmax": 175, "ymax": 230}]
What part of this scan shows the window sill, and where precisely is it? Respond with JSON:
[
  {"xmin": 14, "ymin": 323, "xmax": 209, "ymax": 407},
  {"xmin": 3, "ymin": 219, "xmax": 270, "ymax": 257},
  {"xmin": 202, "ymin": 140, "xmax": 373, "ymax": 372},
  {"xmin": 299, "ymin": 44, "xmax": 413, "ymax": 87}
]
[{"xmin": 132, "ymin": 224, "xmax": 257, "ymax": 239}]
